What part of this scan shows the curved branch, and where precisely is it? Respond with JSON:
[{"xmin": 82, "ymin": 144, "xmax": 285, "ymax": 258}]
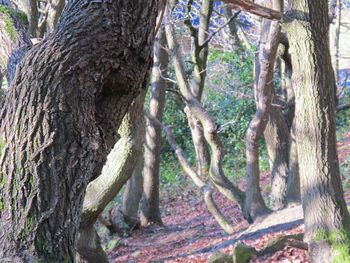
[
  {"xmin": 165, "ymin": 8, "xmax": 246, "ymax": 216},
  {"xmin": 221, "ymin": 0, "xmax": 282, "ymax": 20},
  {"xmin": 145, "ymin": 111, "xmax": 238, "ymax": 234}
]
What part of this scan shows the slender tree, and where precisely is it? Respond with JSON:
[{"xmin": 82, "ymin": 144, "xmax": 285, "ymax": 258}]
[
  {"xmin": 0, "ymin": 0, "xmax": 157, "ymax": 261},
  {"xmin": 244, "ymin": 0, "xmax": 281, "ymax": 220},
  {"xmin": 141, "ymin": 26, "xmax": 169, "ymax": 226}
]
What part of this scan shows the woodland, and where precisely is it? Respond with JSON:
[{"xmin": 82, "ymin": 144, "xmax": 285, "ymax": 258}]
[{"xmin": 0, "ymin": 0, "xmax": 350, "ymax": 262}]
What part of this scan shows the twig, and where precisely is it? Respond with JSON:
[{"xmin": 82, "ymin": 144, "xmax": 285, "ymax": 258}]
[{"xmin": 200, "ymin": 10, "xmax": 241, "ymax": 49}]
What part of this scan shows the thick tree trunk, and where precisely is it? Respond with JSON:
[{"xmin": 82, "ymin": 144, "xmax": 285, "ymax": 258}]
[
  {"xmin": 78, "ymin": 92, "xmax": 146, "ymax": 263},
  {"xmin": 285, "ymin": 1, "xmax": 350, "ymax": 262},
  {"xmin": 141, "ymin": 27, "xmax": 168, "ymax": 226},
  {"xmin": 0, "ymin": 1, "xmax": 157, "ymax": 261}
]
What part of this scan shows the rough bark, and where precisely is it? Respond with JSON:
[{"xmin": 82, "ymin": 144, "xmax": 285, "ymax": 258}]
[
  {"xmin": 285, "ymin": 1, "xmax": 350, "ymax": 261},
  {"xmin": 78, "ymin": 92, "xmax": 146, "ymax": 262},
  {"xmin": 165, "ymin": 4, "xmax": 246, "ymax": 221},
  {"xmin": 141, "ymin": 27, "xmax": 168, "ymax": 226},
  {"xmin": 245, "ymin": 13, "xmax": 281, "ymax": 220},
  {"xmin": 0, "ymin": 1, "xmax": 157, "ymax": 261}
]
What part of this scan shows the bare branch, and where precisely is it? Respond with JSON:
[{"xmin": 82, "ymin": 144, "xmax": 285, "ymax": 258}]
[
  {"xmin": 200, "ymin": 10, "xmax": 241, "ymax": 49},
  {"xmin": 221, "ymin": 0, "xmax": 282, "ymax": 20}
]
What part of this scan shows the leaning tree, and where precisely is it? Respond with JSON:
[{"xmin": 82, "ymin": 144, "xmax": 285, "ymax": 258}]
[{"xmin": 0, "ymin": 0, "xmax": 158, "ymax": 261}]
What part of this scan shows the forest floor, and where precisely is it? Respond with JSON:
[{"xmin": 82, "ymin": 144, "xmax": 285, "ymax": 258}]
[{"xmin": 106, "ymin": 132, "xmax": 350, "ymax": 263}]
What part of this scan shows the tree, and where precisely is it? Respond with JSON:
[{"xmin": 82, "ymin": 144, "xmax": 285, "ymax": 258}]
[
  {"xmin": 0, "ymin": 2, "xmax": 32, "ymax": 93},
  {"xmin": 285, "ymin": 0, "xmax": 350, "ymax": 261},
  {"xmin": 0, "ymin": 0, "xmax": 158, "ymax": 261},
  {"xmin": 244, "ymin": 0, "xmax": 281, "ymax": 220},
  {"xmin": 78, "ymin": 92, "xmax": 146, "ymax": 262},
  {"xmin": 141, "ymin": 26, "xmax": 169, "ymax": 226}
]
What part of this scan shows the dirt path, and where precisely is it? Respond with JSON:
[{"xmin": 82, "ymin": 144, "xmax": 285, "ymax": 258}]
[
  {"xmin": 107, "ymin": 132, "xmax": 349, "ymax": 262},
  {"xmin": 108, "ymin": 191, "xmax": 306, "ymax": 263}
]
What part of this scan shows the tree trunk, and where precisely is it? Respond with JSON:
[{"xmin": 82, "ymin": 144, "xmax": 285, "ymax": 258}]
[
  {"xmin": 141, "ymin": 26, "xmax": 168, "ymax": 226},
  {"xmin": 165, "ymin": 4, "xmax": 246, "ymax": 221},
  {"xmin": 264, "ymin": 104, "xmax": 290, "ymax": 210},
  {"xmin": 38, "ymin": 0, "xmax": 66, "ymax": 37},
  {"xmin": 78, "ymin": 91, "xmax": 147, "ymax": 262},
  {"xmin": 0, "ymin": 1, "xmax": 157, "ymax": 261},
  {"xmin": 16, "ymin": 0, "xmax": 38, "ymax": 37},
  {"xmin": 285, "ymin": 119, "xmax": 300, "ymax": 204},
  {"xmin": 122, "ymin": 155, "xmax": 144, "ymax": 228},
  {"xmin": 184, "ymin": 0, "xmax": 212, "ymax": 177},
  {"xmin": 332, "ymin": 0, "xmax": 341, "ymax": 87},
  {"xmin": 285, "ymin": 1, "xmax": 350, "ymax": 261},
  {"xmin": 245, "ymin": 14, "xmax": 280, "ymax": 220}
]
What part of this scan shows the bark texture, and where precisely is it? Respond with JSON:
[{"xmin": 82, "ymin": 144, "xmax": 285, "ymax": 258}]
[
  {"xmin": 285, "ymin": 1, "xmax": 350, "ymax": 261},
  {"xmin": 78, "ymin": 92, "xmax": 147, "ymax": 263},
  {"xmin": 141, "ymin": 26, "xmax": 168, "ymax": 226},
  {"xmin": 0, "ymin": 1, "xmax": 157, "ymax": 261}
]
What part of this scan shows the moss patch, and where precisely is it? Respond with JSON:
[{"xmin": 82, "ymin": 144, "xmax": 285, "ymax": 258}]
[
  {"xmin": 314, "ymin": 229, "xmax": 350, "ymax": 263},
  {"xmin": 0, "ymin": 4, "xmax": 28, "ymax": 42},
  {"xmin": 232, "ymin": 243, "xmax": 257, "ymax": 263}
]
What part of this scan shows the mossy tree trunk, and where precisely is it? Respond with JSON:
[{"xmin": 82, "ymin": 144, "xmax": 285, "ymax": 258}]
[
  {"xmin": 0, "ymin": 3, "xmax": 32, "ymax": 85},
  {"xmin": 285, "ymin": 0, "xmax": 350, "ymax": 261},
  {"xmin": 0, "ymin": 0, "xmax": 157, "ymax": 261},
  {"xmin": 141, "ymin": 26, "xmax": 168, "ymax": 226},
  {"xmin": 78, "ymin": 92, "xmax": 147, "ymax": 262}
]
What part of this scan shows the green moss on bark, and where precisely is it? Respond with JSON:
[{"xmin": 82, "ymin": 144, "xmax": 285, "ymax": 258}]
[
  {"xmin": 314, "ymin": 229, "xmax": 350, "ymax": 263},
  {"xmin": 0, "ymin": 4, "xmax": 28, "ymax": 42}
]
